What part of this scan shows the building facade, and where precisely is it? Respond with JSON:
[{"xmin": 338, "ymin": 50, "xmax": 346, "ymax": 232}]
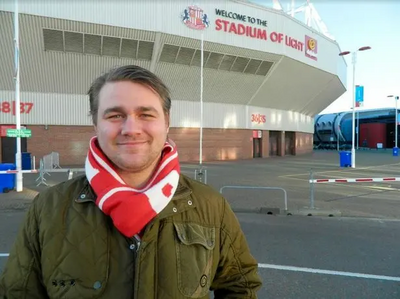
[{"xmin": 0, "ymin": 0, "xmax": 347, "ymax": 166}]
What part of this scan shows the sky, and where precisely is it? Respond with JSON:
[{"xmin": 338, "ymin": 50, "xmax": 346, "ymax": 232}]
[{"xmin": 250, "ymin": 0, "xmax": 400, "ymax": 115}]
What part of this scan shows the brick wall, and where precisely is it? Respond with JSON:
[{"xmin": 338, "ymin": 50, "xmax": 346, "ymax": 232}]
[
  {"xmin": 28, "ymin": 125, "xmax": 96, "ymax": 167},
  {"xmin": 261, "ymin": 130, "xmax": 269, "ymax": 158},
  {"xmin": 168, "ymin": 128, "xmax": 253, "ymax": 162},
  {"xmin": 1, "ymin": 126, "xmax": 313, "ymax": 166},
  {"xmin": 0, "ymin": 125, "xmax": 313, "ymax": 167},
  {"xmin": 295, "ymin": 132, "xmax": 314, "ymax": 155},
  {"xmin": 25, "ymin": 126, "xmax": 253, "ymax": 166}
]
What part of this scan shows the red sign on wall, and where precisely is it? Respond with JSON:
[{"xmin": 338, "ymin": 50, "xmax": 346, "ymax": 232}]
[
  {"xmin": 251, "ymin": 113, "xmax": 266, "ymax": 124},
  {"xmin": 253, "ymin": 130, "xmax": 262, "ymax": 138},
  {"xmin": 0, "ymin": 125, "xmax": 16, "ymax": 137},
  {"xmin": 214, "ymin": 9, "xmax": 317, "ymax": 56},
  {"xmin": 0, "ymin": 101, "xmax": 34, "ymax": 115},
  {"xmin": 0, "ymin": 125, "xmax": 27, "ymax": 137}
]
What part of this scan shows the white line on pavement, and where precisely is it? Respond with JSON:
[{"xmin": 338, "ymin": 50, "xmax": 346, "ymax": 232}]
[
  {"xmin": 258, "ymin": 263, "xmax": 400, "ymax": 282},
  {"xmin": 1, "ymin": 253, "xmax": 399, "ymax": 283}
]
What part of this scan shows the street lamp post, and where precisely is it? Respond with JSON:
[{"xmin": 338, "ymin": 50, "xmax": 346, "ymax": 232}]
[
  {"xmin": 14, "ymin": 0, "xmax": 23, "ymax": 192},
  {"xmin": 339, "ymin": 46, "xmax": 371, "ymax": 168},
  {"xmin": 357, "ymin": 110, "xmax": 359, "ymax": 149},
  {"xmin": 388, "ymin": 95, "xmax": 399, "ymax": 150}
]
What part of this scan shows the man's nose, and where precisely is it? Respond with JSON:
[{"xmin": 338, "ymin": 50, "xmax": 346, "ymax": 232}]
[{"xmin": 121, "ymin": 115, "xmax": 142, "ymax": 136}]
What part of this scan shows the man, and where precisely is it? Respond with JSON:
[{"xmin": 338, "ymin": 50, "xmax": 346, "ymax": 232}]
[{"xmin": 0, "ymin": 65, "xmax": 262, "ymax": 298}]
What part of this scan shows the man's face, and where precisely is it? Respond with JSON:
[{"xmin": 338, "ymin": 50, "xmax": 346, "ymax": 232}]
[{"xmin": 95, "ymin": 81, "xmax": 169, "ymax": 173}]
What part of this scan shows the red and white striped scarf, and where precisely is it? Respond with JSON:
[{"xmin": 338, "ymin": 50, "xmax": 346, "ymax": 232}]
[{"xmin": 85, "ymin": 136, "xmax": 180, "ymax": 238}]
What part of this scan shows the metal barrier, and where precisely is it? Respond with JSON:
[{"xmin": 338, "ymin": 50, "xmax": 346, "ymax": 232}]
[
  {"xmin": 66, "ymin": 169, "xmax": 85, "ymax": 180},
  {"xmin": 42, "ymin": 152, "xmax": 61, "ymax": 170},
  {"xmin": 308, "ymin": 169, "xmax": 400, "ymax": 209},
  {"xmin": 51, "ymin": 152, "xmax": 61, "ymax": 169},
  {"xmin": 42, "ymin": 154, "xmax": 53, "ymax": 171},
  {"xmin": 0, "ymin": 156, "xmax": 37, "ymax": 174},
  {"xmin": 35, "ymin": 152, "xmax": 84, "ymax": 186},
  {"xmin": 219, "ymin": 185, "xmax": 288, "ymax": 212},
  {"xmin": 0, "ymin": 151, "xmax": 83, "ymax": 189},
  {"xmin": 35, "ymin": 151, "xmax": 61, "ymax": 186},
  {"xmin": 0, "ymin": 169, "xmax": 38, "ymax": 174},
  {"xmin": 36, "ymin": 164, "xmax": 85, "ymax": 186}
]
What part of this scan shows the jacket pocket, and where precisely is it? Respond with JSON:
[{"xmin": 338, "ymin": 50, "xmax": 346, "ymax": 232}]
[{"xmin": 174, "ymin": 222, "xmax": 215, "ymax": 298}]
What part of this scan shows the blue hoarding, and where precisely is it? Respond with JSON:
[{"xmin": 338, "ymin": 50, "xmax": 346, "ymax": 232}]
[{"xmin": 356, "ymin": 85, "xmax": 364, "ymax": 103}]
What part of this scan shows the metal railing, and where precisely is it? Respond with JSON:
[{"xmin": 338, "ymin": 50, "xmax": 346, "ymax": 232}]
[
  {"xmin": 308, "ymin": 169, "xmax": 400, "ymax": 209},
  {"xmin": 41, "ymin": 152, "xmax": 61, "ymax": 170},
  {"xmin": 36, "ymin": 165, "xmax": 84, "ymax": 186},
  {"xmin": 35, "ymin": 152, "xmax": 83, "ymax": 186}
]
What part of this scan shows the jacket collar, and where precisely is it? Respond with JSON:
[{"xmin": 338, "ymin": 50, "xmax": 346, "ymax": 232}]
[{"xmin": 74, "ymin": 174, "xmax": 192, "ymax": 204}]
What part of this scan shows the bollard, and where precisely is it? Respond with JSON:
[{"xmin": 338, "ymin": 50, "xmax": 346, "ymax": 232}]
[
  {"xmin": 68, "ymin": 170, "xmax": 73, "ymax": 180},
  {"xmin": 195, "ymin": 168, "xmax": 207, "ymax": 184},
  {"xmin": 309, "ymin": 169, "xmax": 315, "ymax": 209}
]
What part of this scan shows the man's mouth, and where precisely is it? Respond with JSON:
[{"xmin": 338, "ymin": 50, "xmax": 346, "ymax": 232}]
[{"xmin": 117, "ymin": 141, "xmax": 147, "ymax": 146}]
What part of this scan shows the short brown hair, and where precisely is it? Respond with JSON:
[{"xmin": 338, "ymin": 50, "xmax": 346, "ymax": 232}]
[{"xmin": 88, "ymin": 65, "xmax": 171, "ymax": 124}]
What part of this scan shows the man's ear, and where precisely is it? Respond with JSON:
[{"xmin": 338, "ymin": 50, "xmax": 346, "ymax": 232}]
[{"xmin": 165, "ymin": 113, "xmax": 170, "ymax": 131}]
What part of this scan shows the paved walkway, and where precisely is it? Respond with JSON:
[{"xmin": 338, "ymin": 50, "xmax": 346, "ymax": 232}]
[{"xmin": 1, "ymin": 149, "xmax": 400, "ymax": 219}]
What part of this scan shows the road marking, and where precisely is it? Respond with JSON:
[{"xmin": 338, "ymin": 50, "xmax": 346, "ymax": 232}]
[
  {"xmin": 352, "ymin": 169, "xmax": 400, "ymax": 175},
  {"xmin": 1, "ymin": 253, "xmax": 399, "ymax": 282},
  {"xmin": 326, "ymin": 171, "xmax": 400, "ymax": 177},
  {"xmin": 258, "ymin": 263, "xmax": 400, "ymax": 282},
  {"xmin": 278, "ymin": 161, "xmax": 337, "ymax": 166},
  {"xmin": 366, "ymin": 186, "xmax": 400, "ymax": 191},
  {"xmin": 277, "ymin": 176, "xmax": 307, "ymax": 182}
]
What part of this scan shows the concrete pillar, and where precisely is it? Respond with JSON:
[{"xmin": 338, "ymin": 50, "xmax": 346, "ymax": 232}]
[
  {"xmin": 279, "ymin": 131, "xmax": 285, "ymax": 156},
  {"xmin": 294, "ymin": 132, "xmax": 298, "ymax": 155},
  {"xmin": 262, "ymin": 130, "xmax": 269, "ymax": 158}
]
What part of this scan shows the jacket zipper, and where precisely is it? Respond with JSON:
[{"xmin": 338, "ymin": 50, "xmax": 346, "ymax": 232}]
[
  {"xmin": 131, "ymin": 234, "xmax": 142, "ymax": 299},
  {"xmin": 132, "ymin": 219, "xmax": 156, "ymax": 298},
  {"xmin": 131, "ymin": 194, "xmax": 192, "ymax": 298},
  {"xmin": 131, "ymin": 234, "xmax": 141, "ymax": 251}
]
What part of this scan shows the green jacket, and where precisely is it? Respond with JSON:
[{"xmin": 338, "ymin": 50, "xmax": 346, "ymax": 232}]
[{"xmin": 0, "ymin": 174, "xmax": 262, "ymax": 298}]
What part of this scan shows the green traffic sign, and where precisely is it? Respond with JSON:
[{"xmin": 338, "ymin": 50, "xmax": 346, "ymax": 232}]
[{"xmin": 6, "ymin": 128, "xmax": 32, "ymax": 138}]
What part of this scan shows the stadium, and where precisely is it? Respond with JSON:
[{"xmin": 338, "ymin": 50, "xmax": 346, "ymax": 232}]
[{"xmin": 0, "ymin": 0, "xmax": 347, "ymax": 166}]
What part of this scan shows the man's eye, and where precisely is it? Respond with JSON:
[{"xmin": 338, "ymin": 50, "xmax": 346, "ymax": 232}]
[
  {"xmin": 141, "ymin": 114, "xmax": 154, "ymax": 118},
  {"xmin": 107, "ymin": 114, "xmax": 123, "ymax": 119}
]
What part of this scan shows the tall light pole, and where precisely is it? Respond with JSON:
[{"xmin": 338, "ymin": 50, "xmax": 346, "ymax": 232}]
[
  {"xmin": 199, "ymin": 32, "xmax": 204, "ymax": 166},
  {"xmin": 14, "ymin": 0, "xmax": 23, "ymax": 192},
  {"xmin": 339, "ymin": 46, "xmax": 371, "ymax": 168},
  {"xmin": 357, "ymin": 110, "xmax": 359, "ymax": 149},
  {"xmin": 388, "ymin": 95, "xmax": 399, "ymax": 150}
]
